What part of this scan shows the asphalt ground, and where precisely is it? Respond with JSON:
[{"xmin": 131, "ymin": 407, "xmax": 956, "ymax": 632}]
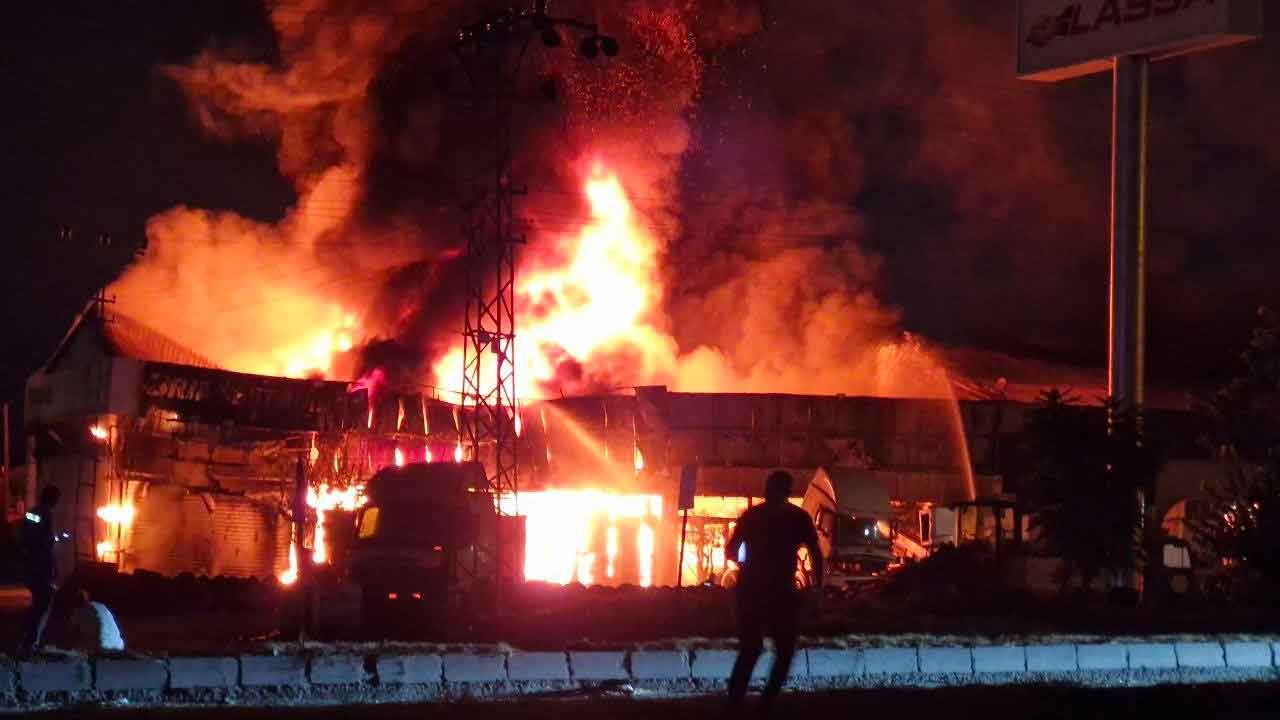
[{"xmin": 24, "ymin": 684, "xmax": 1280, "ymax": 720}]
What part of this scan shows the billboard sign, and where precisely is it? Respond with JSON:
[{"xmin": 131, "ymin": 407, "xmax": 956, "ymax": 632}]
[{"xmin": 1017, "ymin": 0, "xmax": 1263, "ymax": 81}]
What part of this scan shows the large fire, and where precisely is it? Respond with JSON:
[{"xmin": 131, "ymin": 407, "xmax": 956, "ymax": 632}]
[
  {"xmin": 431, "ymin": 166, "xmax": 671, "ymax": 399},
  {"xmin": 513, "ymin": 490, "xmax": 663, "ymax": 587},
  {"xmin": 104, "ymin": 1, "xmax": 983, "ymax": 592}
]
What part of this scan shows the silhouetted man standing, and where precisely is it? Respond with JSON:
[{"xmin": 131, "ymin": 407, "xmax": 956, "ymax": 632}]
[
  {"xmin": 19, "ymin": 485, "xmax": 65, "ymax": 657},
  {"xmin": 724, "ymin": 470, "xmax": 822, "ymax": 717}
]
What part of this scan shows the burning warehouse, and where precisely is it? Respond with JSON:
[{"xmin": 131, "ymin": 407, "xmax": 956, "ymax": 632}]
[
  {"xmin": 24, "ymin": 304, "xmax": 452, "ymax": 582},
  {"xmin": 14, "ymin": 1, "xmax": 1231, "ymax": 609},
  {"xmin": 26, "ymin": 299, "xmax": 1013, "ymax": 588},
  {"xmin": 33, "ymin": 298, "xmax": 1221, "ymax": 596}
]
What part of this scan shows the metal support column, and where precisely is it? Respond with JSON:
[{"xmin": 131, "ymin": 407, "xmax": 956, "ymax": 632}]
[
  {"xmin": 1108, "ymin": 55, "xmax": 1148, "ymax": 411},
  {"xmin": 1110, "ymin": 55, "xmax": 1149, "ymax": 594}
]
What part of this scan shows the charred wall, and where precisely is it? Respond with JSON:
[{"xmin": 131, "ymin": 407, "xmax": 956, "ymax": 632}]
[{"xmin": 521, "ymin": 388, "xmax": 1015, "ymax": 503}]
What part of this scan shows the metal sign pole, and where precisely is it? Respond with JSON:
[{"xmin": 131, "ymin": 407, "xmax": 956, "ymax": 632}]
[
  {"xmin": 1109, "ymin": 54, "xmax": 1149, "ymax": 412},
  {"xmin": 1018, "ymin": 0, "xmax": 1261, "ymax": 601},
  {"xmin": 1110, "ymin": 54, "xmax": 1149, "ymax": 594},
  {"xmin": 2, "ymin": 402, "xmax": 9, "ymax": 523}
]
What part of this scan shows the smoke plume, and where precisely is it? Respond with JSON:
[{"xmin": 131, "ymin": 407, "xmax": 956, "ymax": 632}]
[{"xmin": 111, "ymin": 0, "xmax": 1121, "ymax": 402}]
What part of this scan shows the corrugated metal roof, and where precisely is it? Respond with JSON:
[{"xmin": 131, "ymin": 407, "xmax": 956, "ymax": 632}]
[
  {"xmin": 103, "ymin": 313, "xmax": 217, "ymax": 368},
  {"xmin": 43, "ymin": 302, "xmax": 217, "ymax": 371}
]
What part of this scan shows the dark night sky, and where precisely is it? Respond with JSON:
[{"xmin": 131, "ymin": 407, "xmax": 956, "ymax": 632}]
[{"xmin": 3, "ymin": 2, "xmax": 1279, "ymax": 426}]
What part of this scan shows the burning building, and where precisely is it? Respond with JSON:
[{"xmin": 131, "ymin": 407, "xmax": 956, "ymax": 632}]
[
  {"xmin": 24, "ymin": 304, "xmax": 458, "ymax": 581},
  {"xmin": 24, "ymin": 299, "xmax": 1220, "ymax": 592},
  {"xmin": 22, "ymin": 1, "xmax": 1225, "ymax": 595},
  {"xmin": 19, "ymin": 298, "xmax": 1011, "ymax": 589}
]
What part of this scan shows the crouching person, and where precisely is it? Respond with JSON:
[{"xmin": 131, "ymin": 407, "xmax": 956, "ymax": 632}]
[{"xmin": 66, "ymin": 589, "xmax": 125, "ymax": 654}]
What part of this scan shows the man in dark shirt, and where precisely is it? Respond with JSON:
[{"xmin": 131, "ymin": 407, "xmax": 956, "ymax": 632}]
[
  {"xmin": 724, "ymin": 470, "xmax": 822, "ymax": 717},
  {"xmin": 19, "ymin": 485, "xmax": 64, "ymax": 657}
]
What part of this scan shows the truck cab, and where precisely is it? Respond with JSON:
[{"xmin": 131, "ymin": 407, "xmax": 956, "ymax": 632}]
[
  {"xmin": 802, "ymin": 467, "xmax": 897, "ymax": 590},
  {"xmin": 348, "ymin": 462, "xmax": 496, "ymax": 628}
]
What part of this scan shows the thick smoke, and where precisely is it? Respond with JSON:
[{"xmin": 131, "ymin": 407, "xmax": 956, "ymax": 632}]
[
  {"xmin": 112, "ymin": 0, "xmax": 1145, "ymax": 401},
  {"xmin": 110, "ymin": 1, "xmax": 458, "ymax": 381}
]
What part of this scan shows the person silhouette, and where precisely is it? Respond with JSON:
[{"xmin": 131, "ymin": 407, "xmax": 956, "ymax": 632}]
[
  {"xmin": 19, "ymin": 485, "xmax": 67, "ymax": 657},
  {"xmin": 724, "ymin": 470, "xmax": 822, "ymax": 717}
]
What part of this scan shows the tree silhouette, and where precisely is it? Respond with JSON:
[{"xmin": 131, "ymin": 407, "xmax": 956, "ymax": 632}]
[
  {"xmin": 1020, "ymin": 390, "xmax": 1158, "ymax": 593},
  {"xmin": 1191, "ymin": 307, "xmax": 1280, "ymax": 598}
]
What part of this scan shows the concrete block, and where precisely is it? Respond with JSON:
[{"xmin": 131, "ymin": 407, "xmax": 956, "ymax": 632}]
[
  {"xmin": 920, "ymin": 647, "xmax": 973, "ymax": 675},
  {"xmin": 1174, "ymin": 642, "xmax": 1225, "ymax": 669},
  {"xmin": 309, "ymin": 654, "xmax": 369, "ymax": 685},
  {"xmin": 95, "ymin": 657, "xmax": 167, "ymax": 691},
  {"xmin": 864, "ymin": 647, "xmax": 918, "ymax": 675},
  {"xmin": 169, "ymin": 657, "xmax": 238, "ymax": 689},
  {"xmin": 1126, "ymin": 643, "xmax": 1176, "ymax": 670},
  {"xmin": 629, "ymin": 650, "xmax": 691, "ymax": 680},
  {"xmin": 18, "ymin": 658, "xmax": 91, "ymax": 693},
  {"xmin": 691, "ymin": 650, "xmax": 741, "ymax": 680},
  {"xmin": 1224, "ymin": 642, "xmax": 1273, "ymax": 669},
  {"xmin": 760, "ymin": 651, "xmax": 805, "ymax": 683},
  {"xmin": 690, "ymin": 650, "xmax": 793, "ymax": 681},
  {"xmin": 240, "ymin": 655, "xmax": 307, "ymax": 687},
  {"xmin": 973, "ymin": 646, "xmax": 1026, "ymax": 674},
  {"xmin": 507, "ymin": 652, "xmax": 569, "ymax": 682},
  {"xmin": 376, "ymin": 655, "xmax": 442, "ymax": 684},
  {"xmin": 806, "ymin": 648, "xmax": 864, "ymax": 678},
  {"xmin": 442, "ymin": 653, "xmax": 506, "ymax": 683},
  {"xmin": 1026, "ymin": 644, "xmax": 1077, "ymax": 673},
  {"xmin": 1076, "ymin": 644, "xmax": 1127, "ymax": 671},
  {"xmin": 569, "ymin": 651, "xmax": 628, "ymax": 681}
]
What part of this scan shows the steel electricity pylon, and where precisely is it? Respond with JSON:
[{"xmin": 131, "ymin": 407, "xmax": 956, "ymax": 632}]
[{"xmin": 449, "ymin": 2, "xmax": 617, "ymax": 594}]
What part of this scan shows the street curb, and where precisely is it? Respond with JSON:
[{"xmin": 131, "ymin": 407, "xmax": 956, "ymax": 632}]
[{"xmin": 3, "ymin": 635, "xmax": 1279, "ymax": 708}]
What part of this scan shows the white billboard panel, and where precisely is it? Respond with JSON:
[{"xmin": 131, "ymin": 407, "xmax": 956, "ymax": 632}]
[{"xmin": 1017, "ymin": 0, "xmax": 1262, "ymax": 81}]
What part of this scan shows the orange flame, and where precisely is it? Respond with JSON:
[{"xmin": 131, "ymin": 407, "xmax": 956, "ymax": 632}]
[
  {"xmin": 97, "ymin": 504, "xmax": 135, "ymax": 527},
  {"xmin": 279, "ymin": 543, "xmax": 299, "ymax": 586},
  {"xmin": 282, "ymin": 309, "xmax": 359, "ymax": 378},
  {"xmin": 89, "ymin": 425, "xmax": 109, "ymax": 441},
  {"xmin": 510, "ymin": 490, "xmax": 662, "ymax": 587},
  {"xmin": 277, "ymin": 482, "xmax": 366, "ymax": 584},
  {"xmin": 433, "ymin": 166, "xmax": 668, "ymax": 399},
  {"xmin": 96, "ymin": 541, "xmax": 116, "ymax": 562}
]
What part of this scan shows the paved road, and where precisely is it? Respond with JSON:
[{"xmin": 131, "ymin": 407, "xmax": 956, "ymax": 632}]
[{"xmin": 25, "ymin": 684, "xmax": 1280, "ymax": 719}]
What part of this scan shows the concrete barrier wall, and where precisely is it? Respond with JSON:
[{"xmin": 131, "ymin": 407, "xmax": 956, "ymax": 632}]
[{"xmin": 4, "ymin": 638, "xmax": 1278, "ymax": 709}]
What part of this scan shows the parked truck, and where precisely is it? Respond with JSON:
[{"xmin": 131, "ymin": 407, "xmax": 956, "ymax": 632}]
[
  {"xmin": 348, "ymin": 461, "xmax": 523, "ymax": 631},
  {"xmin": 800, "ymin": 466, "xmax": 902, "ymax": 591}
]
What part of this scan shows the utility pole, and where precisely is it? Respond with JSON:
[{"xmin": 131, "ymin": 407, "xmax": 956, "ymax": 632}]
[
  {"xmin": 2, "ymin": 402, "xmax": 10, "ymax": 524},
  {"xmin": 449, "ymin": 2, "xmax": 618, "ymax": 600}
]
